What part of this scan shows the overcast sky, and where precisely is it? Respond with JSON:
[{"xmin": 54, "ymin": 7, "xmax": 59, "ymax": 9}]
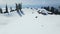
[{"xmin": 0, "ymin": 0, "xmax": 60, "ymax": 6}]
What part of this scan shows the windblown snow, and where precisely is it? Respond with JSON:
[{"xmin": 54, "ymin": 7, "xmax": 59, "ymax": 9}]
[{"xmin": 0, "ymin": 8, "xmax": 60, "ymax": 34}]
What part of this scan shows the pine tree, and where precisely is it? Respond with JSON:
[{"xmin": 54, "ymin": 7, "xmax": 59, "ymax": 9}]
[
  {"xmin": 15, "ymin": 3, "xmax": 18, "ymax": 10},
  {"xmin": 10, "ymin": 7, "xmax": 12, "ymax": 12},
  {"xmin": 50, "ymin": 7, "xmax": 55, "ymax": 13},
  {"xmin": 0, "ymin": 8, "xmax": 3, "ymax": 13},
  {"xmin": 54, "ymin": 9, "xmax": 58, "ymax": 14},
  {"xmin": 44, "ymin": 6, "xmax": 50, "ymax": 11},
  {"xmin": 59, "ymin": 6, "xmax": 60, "ymax": 9},
  {"xmin": 4, "ymin": 4, "xmax": 8, "ymax": 13},
  {"xmin": 18, "ymin": 3, "xmax": 24, "ymax": 15},
  {"xmin": 44, "ymin": 7, "xmax": 46, "ymax": 10},
  {"xmin": 18, "ymin": 3, "xmax": 22, "ymax": 11},
  {"xmin": 47, "ymin": 6, "xmax": 50, "ymax": 11}
]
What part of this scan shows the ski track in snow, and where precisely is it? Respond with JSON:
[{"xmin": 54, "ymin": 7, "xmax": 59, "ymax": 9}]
[{"xmin": 0, "ymin": 8, "xmax": 60, "ymax": 34}]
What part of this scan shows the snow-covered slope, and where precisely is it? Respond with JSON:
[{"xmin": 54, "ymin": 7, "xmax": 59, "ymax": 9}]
[{"xmin": 0, "ymin": 8, "xmax": 60, "ymax": 34}]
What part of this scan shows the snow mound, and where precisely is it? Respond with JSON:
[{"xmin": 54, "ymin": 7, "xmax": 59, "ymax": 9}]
[{"xmin": 0, "ymin": 8, "xmax": 60, "ymax": 34}]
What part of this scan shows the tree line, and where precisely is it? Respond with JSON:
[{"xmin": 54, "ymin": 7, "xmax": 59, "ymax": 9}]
[
  {"xmin": 41, "ymin": 6, "xmax": 60, "ymax": 15},
  {"xmin": 0, "ymin": 3, "xmax": 22, "ymax": 14}
]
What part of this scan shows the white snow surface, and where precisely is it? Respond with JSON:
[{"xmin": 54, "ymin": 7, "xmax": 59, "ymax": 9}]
[{"xmin": 0, "ymin": 8, "xmax": 60, "ymax": 34}]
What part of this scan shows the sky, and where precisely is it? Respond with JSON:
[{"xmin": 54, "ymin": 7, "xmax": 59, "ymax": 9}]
[{"xmin": 0, "ymin": 0, "xmax": 60, "ymax": 7}]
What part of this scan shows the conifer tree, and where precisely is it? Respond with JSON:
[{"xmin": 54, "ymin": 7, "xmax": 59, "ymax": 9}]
[
  {"xmin": 4, "ymin": 4, "xmax": 8, "ymax": 13},
  {"xmin": 10, "ymin": 7, "xmax": 12, "ymax": 12},
  {"xmin": 47, "ymin": 6, "xmax": 50, "ymax": 11},
  {"xmin": 50, "ymin": 7, "xmax": 55, "ymax": 13},
  {"xmin": 0, "ymin": 8, "xmax": 3, "ymax": 13},
  {"xmin": 18, "ymin": 3, "xmax": 22, "ymax": 11},
  {"xmin": 15, "ymin": 3, "xmax": 18, "ymax": 10}
]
